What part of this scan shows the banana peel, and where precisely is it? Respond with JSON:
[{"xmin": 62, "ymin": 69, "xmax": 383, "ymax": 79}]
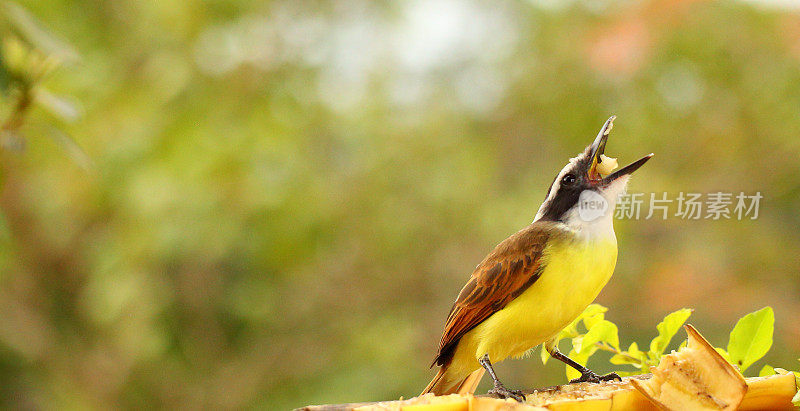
[
  {"xmin": 739, "ymin": 370, "xmax": 797, "ymax": 411},
  {"xmin": 522, "ymin": 377, "xmax": 657, "ymax": 410},
  {"xmin": 353, "ymin": 394, "xmax": 469, "ymax": 411},
  {"xmin": 469, "ymin": 397, "xmax": 547, "ymax": 411},
  {"xmin": 302, "ymin": 374, "xmax": 796, "ymax": 410},
  {"xmin": 299, "ymin": 325, "xmax": 798, "ymax": 411},
  {"xmin": 630, "ymin": 325, "xmax": 746, "ymax": 410}
]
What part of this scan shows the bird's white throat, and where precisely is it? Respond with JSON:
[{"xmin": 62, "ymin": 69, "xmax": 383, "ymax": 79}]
[{"xmin": 555, "ymin": 174, "xmax": 630, "ymax": 241}]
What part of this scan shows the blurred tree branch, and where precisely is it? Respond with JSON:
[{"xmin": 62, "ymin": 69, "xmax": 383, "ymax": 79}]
[
  {"xmin": 0, "ymin": 1, "xmax": 87, "ymax": 166},
  {"xmin": 1, "ymin": 75, "xmax": 31, "ymax": 133}
]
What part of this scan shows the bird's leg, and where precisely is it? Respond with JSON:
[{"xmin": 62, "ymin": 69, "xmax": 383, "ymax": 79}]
[
  {"xmin": 544, "ymin": 339, "xmax": 621, "ymax": 384},
  {"xmin": 478, "ymin": 354, "xmax": 525, "ymax": 402}
]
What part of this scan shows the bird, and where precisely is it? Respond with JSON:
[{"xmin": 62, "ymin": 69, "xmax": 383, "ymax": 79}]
[{"xmin": 421, "ymin": 116, "xmax": 653, "ymax": 401}]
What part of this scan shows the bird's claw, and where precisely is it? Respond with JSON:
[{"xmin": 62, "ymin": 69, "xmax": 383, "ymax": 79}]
[
  {"xmin": 569, "ymin": 370, "xmax": 621, "ymax": 384},
  {"xmin": 488, "ymin": 385, "xmax": 526, "ymax": 402}
]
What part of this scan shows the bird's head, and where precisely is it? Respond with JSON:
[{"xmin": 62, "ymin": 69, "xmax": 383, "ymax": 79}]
[{"xmin": 534, "ymin": 116, "xmax": 653, "ymax": 227}]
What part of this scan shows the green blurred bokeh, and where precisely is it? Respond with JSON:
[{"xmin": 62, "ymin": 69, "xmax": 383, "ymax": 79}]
[{"xmin": 0, "ymin": 0, "xmax": 799, "ymax": 409}]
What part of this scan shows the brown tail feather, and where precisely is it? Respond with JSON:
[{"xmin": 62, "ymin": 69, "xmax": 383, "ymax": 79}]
[
  {"xmin": 421, "ymin": 368, "xmax": 446, "ymax": 395},
  {"xmin": 455, "ymin": 368, "xmax": 484, "ymax": 394},
  {"xmin": 421, "ymin": 368, "xmax": 485, "ymax": 396}
]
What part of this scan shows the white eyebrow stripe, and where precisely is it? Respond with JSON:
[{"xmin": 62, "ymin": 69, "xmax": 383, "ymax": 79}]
[{"xmin": 533, "ymin": 156, "xmax": 580, "ymax": 221}]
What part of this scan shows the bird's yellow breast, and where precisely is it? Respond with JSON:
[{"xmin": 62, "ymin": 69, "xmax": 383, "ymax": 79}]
[{"xmin": 448, "ymin": 234, "xmax": 617, "ymax": 379}]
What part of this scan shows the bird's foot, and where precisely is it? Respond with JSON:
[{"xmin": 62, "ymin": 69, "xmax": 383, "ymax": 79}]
[
  {"xmin": 488, "ymin": 384, "xmax": 526, "ymax": 402},
  {"xmin": 569, "ymin": 370, "xmax": 621, "ymax": 384}
]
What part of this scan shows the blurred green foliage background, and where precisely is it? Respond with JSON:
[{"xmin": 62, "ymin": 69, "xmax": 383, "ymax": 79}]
[{"xmin": 0, "ymin": 0, "xmax": 799, "ymax": 409}]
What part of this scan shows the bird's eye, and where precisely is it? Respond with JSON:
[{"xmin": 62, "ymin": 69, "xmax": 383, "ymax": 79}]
[{"xmin": 561, "ymin": 174, "xmax": 576, "ymax": 185}]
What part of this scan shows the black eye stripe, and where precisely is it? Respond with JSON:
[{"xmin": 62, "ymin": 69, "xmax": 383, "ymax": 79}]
[{"xmin": 561, "ymin": 174, "xmax": 576, "ymax": 185}]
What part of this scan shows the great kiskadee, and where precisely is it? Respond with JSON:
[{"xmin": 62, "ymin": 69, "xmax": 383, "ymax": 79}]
[{"xmin": 422, "ymin": 116, "xmax": 652, "ymax": 401}]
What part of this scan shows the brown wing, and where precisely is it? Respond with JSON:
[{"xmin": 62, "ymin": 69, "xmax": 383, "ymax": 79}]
[{"xmin": 432, "ymin": 223, "xmax": 553, "ymax": 367}]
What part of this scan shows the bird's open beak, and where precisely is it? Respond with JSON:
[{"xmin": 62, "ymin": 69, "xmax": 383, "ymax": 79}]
[{"xmin": 587, "ymin": 115, "xmax": 653, "ymax": 185}]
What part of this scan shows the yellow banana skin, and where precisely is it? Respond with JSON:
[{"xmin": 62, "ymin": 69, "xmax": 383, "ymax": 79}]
[{"xmin": 300, "ymin": 371, "xmax": 796, "ymax": 411}]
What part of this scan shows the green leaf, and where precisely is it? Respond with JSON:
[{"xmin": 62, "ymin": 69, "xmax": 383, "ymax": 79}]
[
  {"xmin": 758, "ymin": 365, "xmax": 775, "ymax": 377},
  {"xmin": 649, "ymin": 308, "xmax": 693, "ymax": 359},
  {"xmin": 630, "ymin": 342, "xmax": 647, "ymax": 367},
  {"xmin": 628, "ymin": 342, "xmax": 643, "ymax": 357},
  {"xmin": 558, "ymin": 317, "xmax": 582, "ymax": 340},
  {"xmin": 578, "ymin": 320, "xmax": 619, "ymax": 353},
  {"xmin": 571, "ymin": 335, "xmax": 583, "ymax": 354},
  {"xmin": 610, "ymin": 342, "xmax": 645, "ymax": 366},
  {"xmin": 609, "ymin": 354, "xmax": 642, "ymax": 367},
  {"xmin": 565, "ymin": 347, "xmax": 596, "ymax": 381},
  {"xmin": 581, "ymin": 304, "xmax": 608, "ymax": 322},
  {"xmin": 581, "ymin": 304, "xmax": 608, "ymax": 331},
  {"xmin": 583, "ymin": 311, "xmax": 604, "ymax": 331},
  {"xmin": 609, "ymin": 354, "xmax": 631, "ymax": 365},
  {"xmin": 727, "ymin": 306, "xmax": 774, "ymax": 372},
  {"xmin": 540, "ymin": 343, "xmax": 549, "ymax": 365},
  {"xmin": 557, "ymin": 304, "xmax": 609, "ymax": 346}
]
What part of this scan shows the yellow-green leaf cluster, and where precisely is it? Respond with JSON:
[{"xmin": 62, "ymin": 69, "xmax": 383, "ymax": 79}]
[{"xmin": 548, "ymin": 305, "xmax": 788, "ymax": 381}]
